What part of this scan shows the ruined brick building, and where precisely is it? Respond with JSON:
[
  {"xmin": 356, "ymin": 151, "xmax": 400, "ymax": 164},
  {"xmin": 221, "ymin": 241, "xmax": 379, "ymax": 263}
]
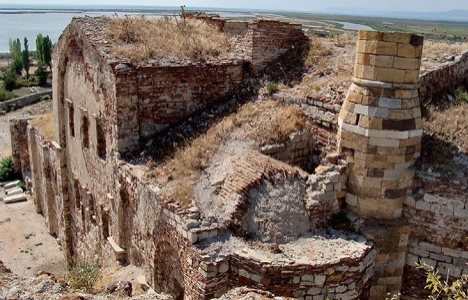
[{"xmin": 9, "ymin": 14, "xmax": 468, "ymax": 300}]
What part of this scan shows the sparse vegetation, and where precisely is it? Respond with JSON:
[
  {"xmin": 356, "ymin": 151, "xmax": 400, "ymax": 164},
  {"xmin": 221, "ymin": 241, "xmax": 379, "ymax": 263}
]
[
  {"xmin": 105, "ymin": 15, "xmax": 232, "ymax": 62},
  {"xmin": 68, "ymin": 260, "xmax": 101, "ymax": 290},
  {"xmin": 417, "ymin": 262, "xmax": 468, "ymax": 300},
  {"xmin": 151, "ymin": 100, "xmax": 307, "ymax": 206},
  {"xmin": 30, "ymin": 114, "xmax": 54, "ymax": 140},
  {"xmin": 0, "ymin": 156, "xmax": 15, "ymax": 182},
  {"xmin": 266, "ymin": 82, "xmax": 279, "ymax": 95}
]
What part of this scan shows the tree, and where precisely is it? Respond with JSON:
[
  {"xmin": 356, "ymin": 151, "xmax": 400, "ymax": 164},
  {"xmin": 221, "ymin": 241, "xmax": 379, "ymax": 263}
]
[
  {"xmin": 22, "ymin": 37, "xmax": 30, "ymax": 79},
  {"xmin": 36, "ymin": 34, "xmax": 44, "ymax": 64},
  {"xmin": 3, "ymin": 68, "xmax": 17, "ymax": 91},
  {"xmin": 8, "ymin": 38, "xmax": 22, "ymax": 75},
  {"xmin": 43, "ymin": 35, "xmax": 52, "ymax": 70},
  {"xmin": 34, "ymin": 62, "xmax": 48, "ymax": 86},
  {"xmin": 35, "ymin": 34, "xmax": 52, "ymax": 70}
]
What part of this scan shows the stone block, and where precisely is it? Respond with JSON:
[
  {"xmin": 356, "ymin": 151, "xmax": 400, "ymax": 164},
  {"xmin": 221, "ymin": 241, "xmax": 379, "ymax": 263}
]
[
  {"xmin": 374, "ymin": 55, "xmax": 394, "ymax": 68},
  {"xmin": 450, "ymin": 206, "xmax": 467, "ymax": 218},
  {"xmin": 354, "ymin": 104, "xmax": 389, "ymax": 118},
  {"xmin": 442, "ymin": 247, "xmax": 462, "ymax": 258},
  {"xmin": 369, "ymin": 137, "xmax": 399, "ymax": 148},
  {"xmin": 4, "ymin": 180, "xmax": 20, "ymax": 189},
  {"xmin": 429, "ymin": 252, "xmax": 452, "ymax": 263},
  {"xmin": 354, "ymin": 64, "xmax": 377, "ymax": 81},
  {"xmin": 416, "ymin": 200, "xmax": 431, "ymax": 211},
  {"xmin": 394, "ymin": 57, "xmax": 421, "ymax": 70},
  {"xmin": 423, "ymin": 193, "xmax": 438, "ymax": 203},
  {"xmin": 308, "ymin": 287, "xmax": 322, "ymax": 296},
  {"xmin": 441, "ymin": 206, "xmax": 454, "ymax": 216},
  {"xmin": 398, "ymin": 44, "xmax": 423, "ymax": 59},
  {"xmin": 3, "ymin": 193, "xmax": 27, "ymax": 204},
  {"xmin": 314, "ymin": 274, "xmax": 326, "ymax": 286},
  {"xmin": 406, "ymin": 253, "xmax": 419, "ymax": 266},
  {"xmin": 376, "ymin": 68, "xmax": 406, "ymax": 83},
  {"xmin": 404, "ymin": 70, "xmax": 420, "ymax": 83},
  {"xmin": 448, "ymin": 199, "xmax": 465, "ymax": 210},
  {"xmin": 382, "ymin": 32, "xmax": 412, "ymax": 44},
  {"xmin": 238, "ymin": 269, "xmax": 250, "ymax": 278},
  {"xmin": 302, "ymin": 274, "xmax": 314, "ymax": 282},
  {"xmin": 419, "ymin": 242, "xmax": 441, "ymax": 254},
  {"xmin": 358, "ymin": 31, "xmax": 384, "ymax": 40},
  {"xmin": 6, "ymin": 187, "xmax": 23, "ymax": 196},
  {"xmin": 438, "ymin": 263, "xmax": 462, "ymax": 277},
  {"xmin": 345, "ymin": 193, "xmax": 357, "ymax": 206},
  {"xmin": 378, "ymin": 97, "xmax": 402, "ymax": 109}
]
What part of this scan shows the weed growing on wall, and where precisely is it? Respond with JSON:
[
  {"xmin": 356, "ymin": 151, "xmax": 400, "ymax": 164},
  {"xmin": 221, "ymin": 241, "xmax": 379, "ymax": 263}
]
[
  {"xmin": 105, "ymin": 15, "xmax": 232, "ymax": 62},
  {"xmin": 68, "ymin": 260, "xmax": 101, "ymax": 290}
]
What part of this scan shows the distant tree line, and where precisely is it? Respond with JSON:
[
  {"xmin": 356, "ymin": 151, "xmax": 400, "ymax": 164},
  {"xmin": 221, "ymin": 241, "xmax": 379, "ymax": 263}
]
[{"xmin": 2, "ymin": 34, "xmax": 52, "ymax": 91}]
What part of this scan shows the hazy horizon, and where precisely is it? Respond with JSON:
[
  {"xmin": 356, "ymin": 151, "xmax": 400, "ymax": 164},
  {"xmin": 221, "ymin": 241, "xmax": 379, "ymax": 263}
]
[{"xmin": 0, "ymin": 0, "xmax": 467, "ymax": 13}]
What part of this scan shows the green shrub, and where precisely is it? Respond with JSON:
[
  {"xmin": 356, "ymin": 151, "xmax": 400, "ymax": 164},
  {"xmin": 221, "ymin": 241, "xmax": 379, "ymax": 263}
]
[
  {"xmin": 68, "ymin": 260, "xmax": 101, "ymax": 290},
  {"xmin": 266, "ymin": 82, "xmax": 279, "ymax": 95},
  {"xmin": 0, "ymin": 156, "xmax": 15, "ymax": 182}
]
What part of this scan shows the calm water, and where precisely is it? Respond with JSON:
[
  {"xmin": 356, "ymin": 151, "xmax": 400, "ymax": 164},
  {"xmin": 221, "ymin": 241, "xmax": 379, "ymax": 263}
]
[{"xmin": 0, "ymin": 6, "xmax": 265, "ymax": 53}]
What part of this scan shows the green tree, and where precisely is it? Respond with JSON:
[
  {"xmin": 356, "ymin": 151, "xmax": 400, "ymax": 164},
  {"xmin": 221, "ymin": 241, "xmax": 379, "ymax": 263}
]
[
  {"xmin": 43, "ymin": 35, "xmax": 52, "ymax": 70},
  {"xmin": 0, "ymin": 156, "xmax": 15, "ymax": 182},
  {"xmin": 8, "ymin": 38, "xmax": 22, "ymax": 75},
  {"xmin": 36, "ymin": 34, "xmax": 44, "ymax": 64},
  {"xmin": 3, "ymin": 68, "xmax": 17, "ymax": 91},
  {"xmin": 34, "ymin": 62, "xmax": 48, "ymax": 86},
  {"xmin": 22, "ymin": 37, "xmax": 30, "ymax": 79}
]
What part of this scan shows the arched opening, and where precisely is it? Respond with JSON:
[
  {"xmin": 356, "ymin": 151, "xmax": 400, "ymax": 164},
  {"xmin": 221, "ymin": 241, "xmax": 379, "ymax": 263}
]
[{"xmin": 154, "ymin": 242, "xmax": 185, "ymax": 300}]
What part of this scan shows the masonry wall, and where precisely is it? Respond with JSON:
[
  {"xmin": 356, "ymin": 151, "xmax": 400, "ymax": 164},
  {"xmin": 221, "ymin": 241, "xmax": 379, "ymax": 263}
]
[
  {"xmin": 402, "ymin": 191, "xmax": 468, "ymax": 299},
  {"xmin": 418, "ymin": 49, "xmax": 468, "ymax": 101},
  {"xmin": 250, "ymin": 20, "xmax": 307, "ymax": 73},
  {"xmin": 0, "ymin": 91, "xmax": 51, "ymax": 112},
  {"xmin": 10, "ymin": 118, "xmax": 34, "ymax": 180}
]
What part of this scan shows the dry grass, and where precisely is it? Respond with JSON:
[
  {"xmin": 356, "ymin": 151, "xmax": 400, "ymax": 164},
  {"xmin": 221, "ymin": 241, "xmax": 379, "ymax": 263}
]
[
  {"xmin": 30, "ymin": 114, "xmax": 54, "ymax": 140},
  {"xmin": 105, "ymin": 15, "xmax": 232, "ymax": 62},
  {"xmin": 258, "ymin": 105, "xmax": 306, "ymax": 146},
  {"xmin": 421, "ymin": 40, "xmax": 468, "ymax": 70},
  {"xmin": 154, "ymin": 100, "xmax": 307, "ymax": 206}
]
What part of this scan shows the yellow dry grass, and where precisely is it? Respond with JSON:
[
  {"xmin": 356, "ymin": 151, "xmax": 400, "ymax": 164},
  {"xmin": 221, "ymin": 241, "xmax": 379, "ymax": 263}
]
[
  {"xmin": 105, "ymin": 15, "xmax": 232, "ymax": 62},
  {"xmin": 155, "ymin": 100, "xmax": 307, "ymax": 206},
  {"xmin": 30, "ymin": 114, "xmax": 54, "ymax": 140}
]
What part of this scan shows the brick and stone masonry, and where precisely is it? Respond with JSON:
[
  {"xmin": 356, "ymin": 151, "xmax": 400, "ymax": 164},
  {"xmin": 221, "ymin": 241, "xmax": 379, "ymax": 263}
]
[{"xmin": 337, "ymin": 30, "xmax": 424, "ymax": 299}]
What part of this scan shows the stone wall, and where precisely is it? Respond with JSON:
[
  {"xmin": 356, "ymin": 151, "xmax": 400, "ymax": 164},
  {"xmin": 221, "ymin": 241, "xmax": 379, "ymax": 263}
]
[
  {"xmin": 402, "ymin": 191, "xmax": 468, "ymax": 299},
  {"xmin": 0, "ymin": 91, "xmax": 51, "ymax": 112},
  {"xmin": 260, "ymin": 130, "xmax": 314, "ymax": 171},
  {"xmin": 9, "ymin": 117, "xmax": 34, "ymax": 180},
  {"xmin": 419, "ymin": 49, "xmax": 468, "ymax": 101}
]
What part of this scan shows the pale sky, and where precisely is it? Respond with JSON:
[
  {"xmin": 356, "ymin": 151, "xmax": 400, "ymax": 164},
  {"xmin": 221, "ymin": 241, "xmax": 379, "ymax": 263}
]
[{"xmin": 0, "ymin": 0, "xmax": 467, "ymax": 13}]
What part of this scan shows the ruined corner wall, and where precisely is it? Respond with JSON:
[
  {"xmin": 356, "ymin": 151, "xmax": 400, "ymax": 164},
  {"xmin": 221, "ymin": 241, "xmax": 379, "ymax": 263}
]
[
  {"xmin": 9, "ymin": 117, "xmax": 34, "ymax": 181},
  {"xmin": 27, "ymin": 127, "xmax": 72, "ymax": 263},
  {"xmin": 113, "ymin": 61, "xmax": 245, "ymax": 154},
  {"xmin": 418, "ymin": 49, "xmax": 468, "ymax": 101},
  {"xmin": 249, "ymin": 20, "xmax": 307, "ymax": 73}
]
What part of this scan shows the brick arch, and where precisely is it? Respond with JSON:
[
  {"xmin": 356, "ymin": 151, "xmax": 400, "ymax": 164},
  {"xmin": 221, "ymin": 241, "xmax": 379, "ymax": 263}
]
[{"xmin": 154, "ymin": 241, "xmax": 185, "ymax": 300}]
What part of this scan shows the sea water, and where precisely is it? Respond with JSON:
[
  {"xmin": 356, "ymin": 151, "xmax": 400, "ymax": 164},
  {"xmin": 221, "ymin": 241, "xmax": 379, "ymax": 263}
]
[{"xmin": 0, "ymin": 5, "xmax": 262, "ymax": 53}]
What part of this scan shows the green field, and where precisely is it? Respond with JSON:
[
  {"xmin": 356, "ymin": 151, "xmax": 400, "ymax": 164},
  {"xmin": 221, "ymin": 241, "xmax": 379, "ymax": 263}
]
[{"xmin": 278, "ymin": 12, "xmax": 468, "ymax": 42}]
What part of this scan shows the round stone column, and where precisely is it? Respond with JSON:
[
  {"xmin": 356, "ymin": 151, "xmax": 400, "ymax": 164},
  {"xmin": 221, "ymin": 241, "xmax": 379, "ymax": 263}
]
[{"xmin": 338, "ymin": 30, "xmax": 424, "ymax": 219}]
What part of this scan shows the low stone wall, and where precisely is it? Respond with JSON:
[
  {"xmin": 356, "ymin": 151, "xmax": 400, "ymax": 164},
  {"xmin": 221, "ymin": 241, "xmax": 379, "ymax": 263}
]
[
  {"xmin": 402, "ymin": 191, "xmax": 468, "ymax": 299},
  {"xmin": 0, "ymin": 91, "xmax": 51, "ymax": 112},
  {"xmin": 260, "ymin": 130, "xmax": 314, "ymax": 171},
  {"xmin": 419, "ymin": 49, "xmax": 468, "ymax": 101}
]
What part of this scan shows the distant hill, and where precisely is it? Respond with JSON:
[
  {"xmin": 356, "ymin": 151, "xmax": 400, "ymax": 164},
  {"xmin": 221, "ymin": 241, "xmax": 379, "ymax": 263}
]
[{"xmin": 320, "ymin": 8, "xmax": 468, "ymax": 22}]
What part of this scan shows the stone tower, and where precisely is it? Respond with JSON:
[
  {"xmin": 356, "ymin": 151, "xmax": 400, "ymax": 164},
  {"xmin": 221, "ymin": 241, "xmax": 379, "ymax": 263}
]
[
  {"xmin": 338, "ymin": 30, "xmax": 424, "ymax": 219},
  {"xmin": 338, "ymin": 31, "xmax": 424, "ymax": 298}
]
